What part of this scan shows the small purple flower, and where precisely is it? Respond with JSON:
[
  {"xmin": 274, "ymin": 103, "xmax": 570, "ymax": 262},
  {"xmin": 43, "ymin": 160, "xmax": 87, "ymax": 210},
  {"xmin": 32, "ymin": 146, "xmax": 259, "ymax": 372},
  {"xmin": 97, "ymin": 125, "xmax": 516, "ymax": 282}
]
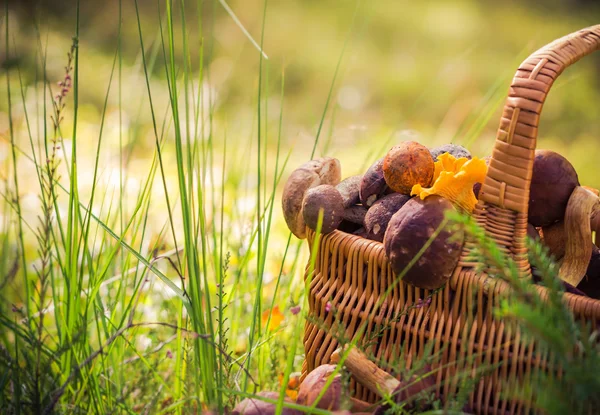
[
  {"xmin": 166, "ymin": 350, "xmax": 173, "ymax": 359},
  {"xmin": 325, "ymin": 302, "xmax": 332, "ymax": 313},
  {"xmin": 290, "ymin": 305, "xmax": 301, "ymax": 315}
]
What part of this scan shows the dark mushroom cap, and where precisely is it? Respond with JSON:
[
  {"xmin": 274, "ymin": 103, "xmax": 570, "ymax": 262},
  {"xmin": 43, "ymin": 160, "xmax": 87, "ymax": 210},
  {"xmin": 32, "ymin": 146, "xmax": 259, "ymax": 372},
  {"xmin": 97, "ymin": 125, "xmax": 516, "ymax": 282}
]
[
  {"xmin": 336, "ymin": 175, "xmax": 362, "ymax": 208},
  {"xmin": 282, "ymin": 157, "xmax": 341, "ymax": 239},
  {"xmin": 342, "ymin": 205, "xmax": 368, "ymax": 225},
  {"xmin": 364, "ymin": 193, "xmax": 411, "ymax": 242},
  {"xmin": 303, "ymin": 185, "xmax": 345, "ymax": 234},
  {"xmin": 383, "ymin": 196, "xmax": 464, "ymax": 290},
  {"xmin": 577, "ymin": 246, "xmax": 600, "ymax": 299},
  {"xmin": 429, "ymin": 143, "xmax": 472, "ymax": 161},
  {"xmin": 338, "ymin": 219, "xmax": 364, "ymax": 234},
  {"xmin": 297, "ymin": 364, "xmax": 342, "ymax": 410},
  {"xmin": 527, "ymin": 223, "xmax": 540, "ymax": 242},
  {"xmin": 383, "ymin": 142, "xmax": 434, "ymax": 194},
  {"xmin": 528, "ymin": 149, "xmax": 579, "ymax": 227},
  {"xmin": 360, "ymin": 158, "xmax": 388, "ymax": 207},
  {"xmin": 232, "ymin": 391, "xmax": 301, "ymax": 415}
]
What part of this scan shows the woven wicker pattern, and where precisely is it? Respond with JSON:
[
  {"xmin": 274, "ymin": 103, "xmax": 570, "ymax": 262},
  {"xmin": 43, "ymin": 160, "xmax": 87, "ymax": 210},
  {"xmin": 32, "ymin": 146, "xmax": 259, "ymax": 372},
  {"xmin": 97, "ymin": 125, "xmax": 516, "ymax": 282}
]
[
  {"xmin": 475, "ymin": 25, "xmax": 600, "ymax": 276},
  {"xmin": 302, "ymin": 25, "xmax": 600, "ymax": 414}
]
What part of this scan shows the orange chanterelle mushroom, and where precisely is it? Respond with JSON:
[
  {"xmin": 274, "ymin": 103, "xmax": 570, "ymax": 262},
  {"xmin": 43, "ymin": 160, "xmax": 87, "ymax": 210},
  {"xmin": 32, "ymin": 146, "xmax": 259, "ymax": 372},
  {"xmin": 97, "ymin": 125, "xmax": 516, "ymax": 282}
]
[{"xmin": 410, "ymin": 152, "xmax": 488, "ymax": 213}]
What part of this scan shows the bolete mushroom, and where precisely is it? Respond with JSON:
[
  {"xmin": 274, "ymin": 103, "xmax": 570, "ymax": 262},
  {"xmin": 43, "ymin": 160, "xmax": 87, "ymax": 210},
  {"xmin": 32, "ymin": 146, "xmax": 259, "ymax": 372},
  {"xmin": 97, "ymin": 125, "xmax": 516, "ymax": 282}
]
[
  {"xmin": 282, "ymin": 157, "xmax": 341, "ymax": 239},
  {"xmin": 360, "ymin": 158, "xmax": 388, "ymax": 207},
  {"xmin": 429, "ymin": 143, "xmax": 471, "ymax": 161},
  {"xmin": 363, "ymin": 193, "xmax": 411, "ymax": 242},
  {"xmin": 578, "ymin": 246, "xmax": 600, "ymax": 299},
  {"xmin": 383, "ymin": 196, "xmax": 464, "ymax": 290},
  {"xmin": 303, "ymin": 185, "xmax": 369, "ymax": 234},
  {"xmin": 330, "ymin": 348, "xmax": 435, "ymax": 412},
  {"xmin": 539, "ymin": 186, "xmax": 600, "ymax": 286},
  {"xmin": 337, "ymin": 175, "xmax": 362, "ymax": 208},
  {"xmin": 528, "ymin": 149, "xmax": 579, "ymax": 227},
  {"xmin": 297, "ymin": 364, "xmax": 373, "ymax": 412},
  {"xmin": 383, "ymin": 142, "xmax": 435, "ymax": 194},
  {"xmin": 232, "ymin": 391, "xmax": 301, "ymax": 415}
]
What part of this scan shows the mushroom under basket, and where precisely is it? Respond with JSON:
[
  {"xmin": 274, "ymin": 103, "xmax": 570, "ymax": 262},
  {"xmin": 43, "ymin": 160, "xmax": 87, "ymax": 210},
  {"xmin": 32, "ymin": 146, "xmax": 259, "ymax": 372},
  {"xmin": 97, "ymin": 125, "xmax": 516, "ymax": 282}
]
[{"xmin": 300, "ymin": 25, "xmax": 600, "ymax": 415}]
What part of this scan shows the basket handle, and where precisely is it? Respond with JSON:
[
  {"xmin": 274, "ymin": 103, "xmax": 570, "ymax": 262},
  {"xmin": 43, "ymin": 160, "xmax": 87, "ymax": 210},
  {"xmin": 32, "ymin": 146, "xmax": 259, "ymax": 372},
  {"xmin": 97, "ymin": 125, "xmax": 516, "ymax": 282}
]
[{"xmin": 473, "ymin": 25, "xmax": 600, "ymax": 274}]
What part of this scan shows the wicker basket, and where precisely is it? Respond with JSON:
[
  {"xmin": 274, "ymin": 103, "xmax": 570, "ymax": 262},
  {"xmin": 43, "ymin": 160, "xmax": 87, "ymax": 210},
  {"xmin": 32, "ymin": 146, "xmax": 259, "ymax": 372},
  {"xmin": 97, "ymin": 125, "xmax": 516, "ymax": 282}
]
[{"xmin": 301, "ymin": 25, "xmax": 600, "ymax": 414}]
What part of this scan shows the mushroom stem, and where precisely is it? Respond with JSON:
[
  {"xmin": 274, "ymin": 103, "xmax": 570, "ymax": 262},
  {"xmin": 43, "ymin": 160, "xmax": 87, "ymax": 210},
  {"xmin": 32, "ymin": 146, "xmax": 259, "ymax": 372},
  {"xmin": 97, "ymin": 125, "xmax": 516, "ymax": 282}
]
[
  {"xmin": 330, "ymin": 348, "xmax": 399, "ymax": 397},
  {"xmin": 559, "ymin": 186, "xmax": 600, "ymax": 286},
  {"xmin": 541, "ymin": 221, "xmax": 566, "ymax": 261}
]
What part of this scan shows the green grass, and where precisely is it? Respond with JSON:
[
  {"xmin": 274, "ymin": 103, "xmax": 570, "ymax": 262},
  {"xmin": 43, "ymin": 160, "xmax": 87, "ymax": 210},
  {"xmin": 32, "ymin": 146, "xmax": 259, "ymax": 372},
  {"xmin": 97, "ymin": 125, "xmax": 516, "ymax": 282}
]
[{"xmin": 1, "ymin": 0, "xmax": 600, "ymax": 414}]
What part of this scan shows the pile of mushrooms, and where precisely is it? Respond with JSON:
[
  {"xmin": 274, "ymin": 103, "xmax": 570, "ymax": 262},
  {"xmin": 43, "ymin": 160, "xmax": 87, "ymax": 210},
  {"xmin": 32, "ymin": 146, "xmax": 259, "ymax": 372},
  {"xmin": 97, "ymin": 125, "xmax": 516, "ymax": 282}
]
[
  {"xmin": 282, "ymin": 143, "xmax": 600, "ymax": 297},
  {"xmin": 282, "ymin": 142, "xmax": 484, "ymax": 290}
]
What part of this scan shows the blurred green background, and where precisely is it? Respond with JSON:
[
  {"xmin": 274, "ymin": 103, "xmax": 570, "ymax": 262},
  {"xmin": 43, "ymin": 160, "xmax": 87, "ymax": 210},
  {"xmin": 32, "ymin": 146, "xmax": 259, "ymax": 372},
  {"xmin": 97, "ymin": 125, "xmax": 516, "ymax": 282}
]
[{"xmin": 3, "ymin": 0, "xmax": 599, "ymax": 175}]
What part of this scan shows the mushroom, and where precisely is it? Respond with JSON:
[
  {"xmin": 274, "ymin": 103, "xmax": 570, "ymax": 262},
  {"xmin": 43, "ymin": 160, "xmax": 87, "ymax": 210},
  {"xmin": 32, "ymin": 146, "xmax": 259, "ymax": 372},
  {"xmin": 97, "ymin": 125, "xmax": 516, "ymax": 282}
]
[
  {"xmin": 360, "ymin": 158, "xmax": 388, "ymax": 207},
  {"xmin": 540, "ymin": 221, "xmax": 566, "ymax": 260},
  {"xmin": 338, "ymin": 220, "xmax": 364, "ymax": 234},
  {"xmin": 528, "ymin": 149, "xmax": 580, "ymax": 227},
  {"xmin": 303, "ymin": 185, "xmax": 344, "ymax": 234},
  {"xmin": 411, "ymin": 153, "xmax": 488, "ymax": 213},
  {"xmin": 383, "ymin": 142, "xmax": 435, "ymax": 194},
  {"xmin": 330, "ymin": 348, "xmax": 435, "ymax": 412},
  {"xmin": 282, "ymin": 157, "xmax": 341, "ymax": 239},
  {"xmin": 527, "ymin": 223, "xmax": 540, "ymax": 242},
  {"xmin": 429, "ymin": 143, "xmax": 471, "ymax": 161},
  {"xmin": 363, "ymin": 193, "xmax": 411, "ymax": 242},
  {"xmin": 557, "ymin": 187, "xmax": 600, "ymax": 286},
  {"xmin": 232, "ymin": 391, "xmax": 301, "ymax": 415},
  {"xmin": 539, "ymin": 187, "xmax": 600, "ymax": 286},
  {"xmin": 578, "ymin": 246, "xmax": 600, "ymax": 299},
  {"xmin": 303, "ymin": 185, "xmax": 369, "ymax": 234},
  {"xmin": 297, "ymin": 364, "xmax": 373, "ymax": 411},
  {"xmin": 337, "ymin": 175, "xmax": 363, "ymax": 208},
  {"xmin": 383, "ymin": 196, "xmax": 464, "ymax": 290}
]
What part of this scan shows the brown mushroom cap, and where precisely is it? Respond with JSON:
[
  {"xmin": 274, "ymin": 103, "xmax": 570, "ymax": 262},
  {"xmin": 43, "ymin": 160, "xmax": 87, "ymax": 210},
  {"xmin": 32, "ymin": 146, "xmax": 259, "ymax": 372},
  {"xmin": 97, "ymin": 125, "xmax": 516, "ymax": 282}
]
[
  {"xmin": 383, "ymin": 142, "xmax": 435, "ymax": 194},
  {"xmin": 282, "ymin": 157, "xmax": 341, "ymax": 238},
  {"xmin": 336, "ymin": 175, "xmax": 362, "ymax": 208},
  {"xmin": 342, "ymin": 205, "xmax": 368, "ymax": 225},
  {"xmin": 364, "ymin": 193, "xmax": 411, "ymax": 242},
  {"xmin": 302, "ymin": 185, "xmax": 345, "ymax": 234},
  {"xmin": 360, "ymin": 158, "xmax": 388, "ymax": 207},
  {"xmin": 232, "ymin": 391, "xmax": 301, "ymax": 415},
  {"xmin": 527, "ymin": 223, "xmax": 540, "ymax": 242},
  {"xmin": 383, "ymin": 196, "xmax": 464, "ymax": 290},
  {"xmin": 528, "ymin": 149, "xmax": 579, "ymax": 227},
  {"xmin": 429, "ymin": 143, "xmax": 472, "ymax": 161},
  {"xmin": 297, "ymin": 364, "xmax": 342, "ymax": 410}
]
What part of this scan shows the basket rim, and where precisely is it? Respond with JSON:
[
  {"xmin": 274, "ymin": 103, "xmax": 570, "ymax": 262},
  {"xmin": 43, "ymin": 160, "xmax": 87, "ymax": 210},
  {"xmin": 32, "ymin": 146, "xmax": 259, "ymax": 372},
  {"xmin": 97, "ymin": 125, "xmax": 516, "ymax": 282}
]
[{"xmin": 306, "ymin": 228, "xmax": 600, "ymax": 319}]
